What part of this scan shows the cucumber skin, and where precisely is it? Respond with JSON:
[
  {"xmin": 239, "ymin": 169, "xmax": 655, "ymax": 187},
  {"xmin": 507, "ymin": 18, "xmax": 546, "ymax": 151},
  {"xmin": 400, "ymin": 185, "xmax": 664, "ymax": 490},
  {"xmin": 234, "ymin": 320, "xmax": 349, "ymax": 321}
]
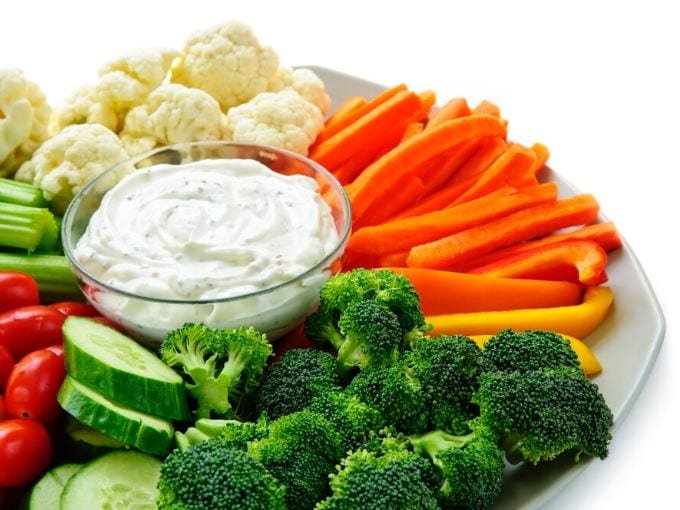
[
  {"xmin": 63, "ymin": 317, "xmax": 191, "ymax": 421},
  {"xmin": 57, "ymin": 377, "xmax": 173, "ymax": 457},
  {"xmin": 29, "ymin": 463, "xmax": 82, "ymax": 510}
]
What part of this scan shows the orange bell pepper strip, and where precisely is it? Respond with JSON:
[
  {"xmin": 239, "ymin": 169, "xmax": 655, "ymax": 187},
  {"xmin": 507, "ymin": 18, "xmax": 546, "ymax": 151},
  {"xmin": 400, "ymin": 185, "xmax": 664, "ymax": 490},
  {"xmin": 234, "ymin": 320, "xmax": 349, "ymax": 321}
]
[{"xmin": 468, "ymin": 239, "xmax": 608, "ymax": 286}]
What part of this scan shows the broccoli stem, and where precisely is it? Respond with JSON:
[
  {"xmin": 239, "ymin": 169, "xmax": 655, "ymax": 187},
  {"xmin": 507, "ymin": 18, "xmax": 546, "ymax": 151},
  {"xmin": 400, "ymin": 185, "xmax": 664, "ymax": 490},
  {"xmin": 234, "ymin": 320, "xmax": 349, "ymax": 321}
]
[
  {"xmin": 0, "ymin": 252, "xmax": 81, "ymax": 297},
  {"xmin": 0, "ymin": 177, "xmax": 47, "ymax": 208},
  {"xmin": 409, "ymin": 430, "xmax": 475, "ymax": 467}
]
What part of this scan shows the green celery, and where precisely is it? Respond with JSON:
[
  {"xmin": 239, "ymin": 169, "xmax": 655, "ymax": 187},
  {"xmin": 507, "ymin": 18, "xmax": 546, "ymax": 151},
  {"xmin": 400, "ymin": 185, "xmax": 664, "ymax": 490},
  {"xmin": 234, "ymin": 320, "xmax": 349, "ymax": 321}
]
[
  {"xmin": 0, "ymin": 202, "xmax": 59, "ymax": 252},
  {"xmin": 0, "ymin": 252, "xmax": 81, "ymax": 298},
  {"xmin": 0, "ymin": 177, "xmax": 47, "ymax": 207}
]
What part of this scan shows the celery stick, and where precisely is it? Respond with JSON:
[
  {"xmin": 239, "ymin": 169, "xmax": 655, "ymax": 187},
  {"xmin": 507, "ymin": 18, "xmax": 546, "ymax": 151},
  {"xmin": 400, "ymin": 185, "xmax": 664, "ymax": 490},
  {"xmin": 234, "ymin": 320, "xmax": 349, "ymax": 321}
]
[
  {"xmin": 0, "ymin": 177, "xmax": 47, "ymax": 207},
  {"xmin": 0, "ymin": 253, "xmax": 81, "ymax": 298},
  {"xmin": 0, "ymin": 202, "xmax": 58, "ymax": 252}
]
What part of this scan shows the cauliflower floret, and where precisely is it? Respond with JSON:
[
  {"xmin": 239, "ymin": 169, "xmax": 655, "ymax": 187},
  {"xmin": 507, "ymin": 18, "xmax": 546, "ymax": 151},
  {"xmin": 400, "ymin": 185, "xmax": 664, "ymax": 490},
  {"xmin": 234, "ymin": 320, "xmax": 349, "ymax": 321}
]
[
  {"xmin": 171, "ymin": 21, "xmax": 280, "ymax": 111},
  {"xmin": 223, "ymin": 89, "xmax": 324, "ymax": 155},
  {"xmin": 15, "ymin": 124, "xmax": 129, "ymax": 214},
  {"xmin": 269, "ymin": 67, "xmax": 331, "ymax": 116},
  {"xmin": 120, "ymin": 83, "xmax": 225, "ymax": 155},
  {"xmin": 51, "ymin": 48, "xmax": 178, "ymax": 133},
  {"xmin": 0, "ymin": 68, "xmax": 51, "ymax": 176}
]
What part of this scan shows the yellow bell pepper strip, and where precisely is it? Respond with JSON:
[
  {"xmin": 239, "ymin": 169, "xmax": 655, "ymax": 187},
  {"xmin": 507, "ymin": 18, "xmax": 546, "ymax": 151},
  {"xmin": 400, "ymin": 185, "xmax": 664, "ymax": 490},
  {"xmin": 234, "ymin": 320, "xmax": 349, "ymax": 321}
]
[
  {"xmin": 426, "ymin": 286, "xmax": 613, "ymax": 339},
  {"xmin": 468, "ymin": 334, "xmax": 602, "ymax": 376}
]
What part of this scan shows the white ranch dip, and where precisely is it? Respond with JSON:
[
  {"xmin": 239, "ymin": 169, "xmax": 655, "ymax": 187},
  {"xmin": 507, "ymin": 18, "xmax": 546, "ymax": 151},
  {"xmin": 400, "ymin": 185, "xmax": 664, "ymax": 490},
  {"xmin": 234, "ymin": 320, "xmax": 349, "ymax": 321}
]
[{"xmin": 74, "ymin": 158, "xmax": 339, "ymax": 301}]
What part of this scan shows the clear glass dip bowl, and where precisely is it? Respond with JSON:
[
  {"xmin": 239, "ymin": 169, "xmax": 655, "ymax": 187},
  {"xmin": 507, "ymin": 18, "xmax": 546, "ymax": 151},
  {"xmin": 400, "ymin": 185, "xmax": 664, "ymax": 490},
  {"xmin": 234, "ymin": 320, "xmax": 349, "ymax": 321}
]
[{"xmin": 62, "ymin": 141, "xmax": 351, "ymax": 347}]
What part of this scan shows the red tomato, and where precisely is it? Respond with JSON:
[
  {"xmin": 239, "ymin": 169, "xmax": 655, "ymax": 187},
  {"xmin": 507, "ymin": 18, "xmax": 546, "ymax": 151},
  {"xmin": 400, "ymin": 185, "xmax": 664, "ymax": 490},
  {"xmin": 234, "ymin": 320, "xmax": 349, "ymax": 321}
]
[
  {"xmin": 0, "ymin": 344, "xmax": 13, "ymax": 394},
  {"xmin": 91, "ymin": 315, "xmax": 126, "ymax": 333},
  {"xmin": 44, "ymin": 344, "xmax": 64, "ymax": 360},
  {"xmin": 0, "ymin": 419, "xmax": 52, "ymax": 487},
  {"xmin": 49, "ymin": 301, "xmax": 98, "ymax": 317},
  {"xmin": 5, "ymin": 349, "xmax": 66, "ymax": 423},
  {"xmin": 0, "ymin": 305, "xmax": 66, "ymax": 359},
  {"xmin": 0, "ymin": 272, "xmax": 39, "ymax": 314},
  {"xmin": 0, "ymin": 395, "xmax": 7, "ymax": 422}
]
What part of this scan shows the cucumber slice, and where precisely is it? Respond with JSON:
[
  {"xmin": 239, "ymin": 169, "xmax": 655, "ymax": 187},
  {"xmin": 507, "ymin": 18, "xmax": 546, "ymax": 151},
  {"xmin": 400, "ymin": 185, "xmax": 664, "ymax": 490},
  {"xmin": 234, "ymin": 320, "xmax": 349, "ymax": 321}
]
[
  {"xmin": 57, "ymin": 376, "xmax": 174, "ymax": 456},
  {"xmin": 60, "ymin": 450, "xmax": 161, "ymax": 510},
  {"xmin": 29, "ymin": 463, "xmax": 82, "ymax": 510},
  {"xmin": 62, "ymin": 316, "xmax": 190, "ymax": 420},
  {"xmin": 64, "ymin": 417, "xmax": 124, "ymax": 461}
]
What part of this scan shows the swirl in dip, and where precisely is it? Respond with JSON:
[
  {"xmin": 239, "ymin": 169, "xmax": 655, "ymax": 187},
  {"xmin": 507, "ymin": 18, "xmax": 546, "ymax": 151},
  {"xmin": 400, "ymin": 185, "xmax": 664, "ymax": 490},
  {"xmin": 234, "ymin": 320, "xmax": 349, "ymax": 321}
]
[{"xmin": 73, "ymin": 158, "xmax": 340, "ymax": 341}]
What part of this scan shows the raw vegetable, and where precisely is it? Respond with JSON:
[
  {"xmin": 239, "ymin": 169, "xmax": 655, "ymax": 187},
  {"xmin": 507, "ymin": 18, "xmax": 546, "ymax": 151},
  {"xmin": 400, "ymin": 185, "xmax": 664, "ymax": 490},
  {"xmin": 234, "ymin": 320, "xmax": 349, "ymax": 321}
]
[
  {"xmin": 0, "ymin": 253, "xmax": 81, "ymax": 298},
  {"xmin": 57, "ymin": 376, "xmax": 174, "ymax": 456},
  {"xmin": 427, "ymin": 285, "xmax": 614, "ymax": 338},
  {"xmin": 28, "ymin": 463, "xmax": 82, "ymax": 510},
  {"xmin": 318, "ymin": 96, "xmax": 367, "ymax": 140},
  {"xmin": 0, "ymin": 201, "xmax": 58, "ymax": 252},
  {"xmin": 0, "ymin": 177, "xmax": 46, "ymax": 207},
  {"xmin": 406, "ymin": 194, "xmax": 601, "ymax": 269},
  {"xmin": 0, "ymin": 418, "xmax": 52, "ymax": 487},
  {"xmin": 0, "ymin": 344, "xmax": 13, "ymax": 392},
  {"xmin": 390, "ymin": 267, "xmax": 582, "ymax": 315},
  {"xmin": 448, "ymin": 136, "xmax": 507, "ymax": 185},
  {"xmin": 62, "ymin": 316, "xmax": 190, "ymax": 420},
  {"xmin": 0, "ymin": 305, "xmax": 65, "ymax": 359},
  {"xmin": 5, "ymin": 347, "xmax": 66, "ymax": 422},
  {"xmin": 0, "ymin": 395, "xmax": 6, "ymax": 421},
  {"xmin": 64, "ymin": 417, "xmax": 125, "ymax": 461},
  {"xmin": 426, "ymin": 97, "xmax": 471, "ymax": 128},
  {"xmin": 49, "ymin": 301, "xmax": 97, "ymax": 317},
  {"xmin": 0, "ymin": 271, "xmax": 39, "ymax": 313},
  {"xmin": 60, "ymin": 450, "xmax": 162, "ymax": 510}
]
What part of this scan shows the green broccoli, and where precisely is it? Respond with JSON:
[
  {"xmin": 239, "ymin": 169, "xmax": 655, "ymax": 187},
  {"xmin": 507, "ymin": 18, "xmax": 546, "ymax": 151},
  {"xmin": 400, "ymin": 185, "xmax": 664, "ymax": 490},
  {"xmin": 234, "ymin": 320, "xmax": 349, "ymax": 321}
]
[
  {"xmin": 409, "ymin": 425, "xmax": 505, "ymax": 510},
  {"xmin": 406, "ymin": 334, "xmax": 493, "ymax": 434},
  {"xmin": 174, "ymin": 416, "xmax": 268, "ymax": 452},
  {"xmin": 307, "ymin": 389, "xmax": 385, "ymax": 451},
  {"xmin": 316, "ymin": 446, "xmax": 439, "ymax": 510},
  {"xmin": 256, "ymin": 348, "xmax": 340, "ymax": 420},
  {"xmin": 473, "ymin": 367, "xmax": 614, "ymax": 464},
  {"xmin": 482, "ymin": 329, "xmax": 581, "ymax": 373},
  {"xmin": 159, "ymin": 324, "xmax": 273, "ymax": 419},
  {"xmin": 156, "ymin": 437, "xmax": 286, "ymax": 510},
  {"xmin": 304, "ymin": 268, "xmax": 427, "ymax": 350},
  {"xmin": 248, "ymin": 410, "xmax": 344, "ymax": 510},
  {"xmin": 346, "ymin": 361, "xmax": 429, "ymax": 434}
]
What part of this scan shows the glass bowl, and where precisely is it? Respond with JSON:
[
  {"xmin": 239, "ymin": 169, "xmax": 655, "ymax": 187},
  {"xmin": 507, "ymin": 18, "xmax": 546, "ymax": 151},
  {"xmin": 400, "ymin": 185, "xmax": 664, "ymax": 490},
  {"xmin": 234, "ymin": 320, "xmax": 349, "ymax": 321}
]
[{"xmin": 61, "ymin": 141, "xmax": 351, "ymax": 347}]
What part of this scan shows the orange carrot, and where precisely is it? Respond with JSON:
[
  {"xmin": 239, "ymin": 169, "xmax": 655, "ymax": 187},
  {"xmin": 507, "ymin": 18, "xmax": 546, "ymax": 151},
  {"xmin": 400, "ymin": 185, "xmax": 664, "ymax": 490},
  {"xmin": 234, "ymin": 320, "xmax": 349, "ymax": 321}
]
[
  {"xmin": 452, "ymin": 144, "xmax": 537, "ymax": 205},
  {"xmin": 353, "ymin": 174, "xmax": 428, "ymax": 228},
  {"xmin": 322, "ymin": 96, "xmax": 366, "ymax": 132},
  {"xmin": 311, "ymin": 90, "xmax": 424, "ymax": 170},
  {"xmin": 346, "ymin": 115, "xmax": 508, "ymax": 220},
  {"xmin": 426, "ymin": 98, "xmax": 471, "ymax": 129},
  {"xmin": 314, "ymin": 84, "xmax": 407, "ymax": 145},
  {"xmin": 418, "ymin": 139, "xmax": 480, "ymax": 191},
  {"xmin": 530, "ymin": 142, "xmax": 550, "ymax": 174},
  {"xmin": 406, "ymin": 194, "xmax": 600, "ymax": 269},
  {"xmin": 378, "ymin": 251, "xmax": 409, "ymax": 267},
  {"xmin": 416, "ymin": 90, "xmax": 437, "ymax": 120},
  {"xmin": 349, "ymin": 183, "xmax": 558, "ymax": 256},
  {"xmin": 400, "ymin": 122, "xmax": 425, "ymax": 142},
  {"xmin": 460, "ymin": 222, "xmax": 622, "ymax": 271},
  {"xmin": 391, "ymin": 174, "xmax": 480, "ymax": 220},
  {"xmin": 471, "ymin": 100, "xmax": 501, "ymax": 117},
  {"xmin": 390, "ymin": 267, "xmax": 583, "ymax": 315},
  {"xmin": 449, "ymin": 137, "xmax": 507, "ymax": 185}
]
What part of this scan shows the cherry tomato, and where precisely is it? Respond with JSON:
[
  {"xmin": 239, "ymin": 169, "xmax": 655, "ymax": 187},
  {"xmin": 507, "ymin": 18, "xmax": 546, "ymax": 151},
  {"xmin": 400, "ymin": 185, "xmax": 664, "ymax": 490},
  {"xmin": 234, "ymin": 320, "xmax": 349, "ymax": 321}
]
[
  {"xmin": 0, "ymin": 272, "xmax": 39, "ymax": 314},
  {"xmin": 91, "ymin": 315, "xmax": 126, "ymax": 333},
  {"xmin": 0, "ymin": 419, "xmax": 52, "ymax": 487},
  {"xmin": 0, "ymin": 395, "xmax": 7, "ymax": 422},
  {"xmin": 0, "ymin": 305, "xmax": 66, "ymax": 359},
  {"xmin": 5, "ymin": 349, "xmax": 66, "ymax": 423},
  {"xmin": 0, "ymin": 344, "xmax": 14, "ymax": 394},
  {"xmin": 44, "ymin": 344, "xmax": 64, "ymax": 360},
  {"xmin": 49, "ymin": 301, "xmax": 98, "ymax": 317}
]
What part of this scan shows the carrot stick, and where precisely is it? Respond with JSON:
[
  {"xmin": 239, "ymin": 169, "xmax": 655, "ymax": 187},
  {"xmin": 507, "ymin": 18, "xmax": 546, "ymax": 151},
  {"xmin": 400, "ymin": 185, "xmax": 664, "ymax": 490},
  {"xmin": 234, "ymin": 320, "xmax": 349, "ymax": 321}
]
[
  {"xmin": 311, "ymin": 90, "xmax": 424, "ymax": 170},
  {"xmin": 323, "ymin": 96, "xmax": 366, "ymax": 132},
  {"xmin": 471, "ymin": 100, "xmax": 501, "ymax": 117},
  {"xmin": 513, "ymin": 174, "xmax": 540, "ymax": 188},
  {"xmin": 349, "ymin": 183, "xmax": 558, "ymax": 256},
  {"xmin": 530, "ymin": 142, "xmax": 550, "ymax": 175},
  {"xmin": 416, "ymin": 90, "xmax": 437, "ymax": 120},
  {"xmin": 378, "ymin": 251, "xmax": 409, "ymax": 267},
  {"xmin": 391, "ymin": 175, "xmax": 479, "ymax": 220},
  {"xmin": 313, "ymin": 84, "xmax": 407, "ymax": 145},
  {"xmin": 449, "ymin": 137, "xmax": 507, "ymax": 185},
  {"xmin": 460, "ymin": 222, "xmax": 621, "ymax": 271},
  {"xmin": 400, "ymin": 122, "xmax": 425, "ymax": 142},
  {"xmin": 346, "ymin": 115, "xmax": 508, "ymax": 220},
  {"xmin": 419, "ymin": 139, "xmax": 480, "ymax": 191},
  {"xmin": 390, "ymin": 267, "xmax": 582, "ymax": 315},
  {"xmin": 426, "ymin": 98, "xmax": 471, "ymax": 129},
  {"xmin": 406, "ymin": 194, "xmax": 600, "ymax": 269},
  {"xmin": 353, "ymin": 174, "xmax": 428, "ymax": 228},
  {"xmin": 451, "ymin": 144, "xmax": 536, "ymax": 205}
]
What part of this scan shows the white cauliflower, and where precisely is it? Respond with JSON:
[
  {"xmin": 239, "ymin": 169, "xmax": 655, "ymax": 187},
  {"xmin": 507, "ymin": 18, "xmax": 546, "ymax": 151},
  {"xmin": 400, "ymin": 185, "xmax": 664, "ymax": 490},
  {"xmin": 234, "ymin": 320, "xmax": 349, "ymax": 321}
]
[
  {"xmin": 269, "ymin": 67, "xmax": 331, "ymax": 116},
  {"xmin": 0, "ymin": 68, "xmax": 51, "ymax": 176},
  {"xmin": 171, "ymin": 21, "xmax": 280, "ymax": 111},
  {"xmin": 15, "ymin": 124, "xmax": 129, "ymax": 214},
  {"xmin": 51, "ymin": 48, "xmax": 179, "ymax": 133},
  {"xmin": 223, "ymin": 89, "xmax": 324, "ymax": 155},
  {"xmin": 120, "ymin": 83, "xmax": 225, "ymax": 155}
]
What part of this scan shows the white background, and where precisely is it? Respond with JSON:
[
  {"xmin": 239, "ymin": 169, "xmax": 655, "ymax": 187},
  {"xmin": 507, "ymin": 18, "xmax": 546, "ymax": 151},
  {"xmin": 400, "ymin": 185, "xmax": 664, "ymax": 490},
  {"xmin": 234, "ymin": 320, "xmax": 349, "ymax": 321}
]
[{"xmin": 2, "ymin": 0, "xmax": 678, "ymax": 507}]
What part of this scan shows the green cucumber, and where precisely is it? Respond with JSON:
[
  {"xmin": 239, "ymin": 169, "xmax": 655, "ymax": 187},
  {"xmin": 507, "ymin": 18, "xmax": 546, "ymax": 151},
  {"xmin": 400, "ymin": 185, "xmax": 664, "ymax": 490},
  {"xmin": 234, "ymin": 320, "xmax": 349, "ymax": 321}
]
[
  {"xmin": 57, "ymin": 376, "xmax": 174, "ymax": 456},
  {"xmin": 64, "ymin": 417, "xmax": 124, "ymax": 461},
  {"xmin": 60, "ymin": 450, "xmax": 161, "ymax": 510},
  {"xmin": 62, "ymin": 316, "xmax": 190, "ymax": 421},
  {"xmin": 29, "ymin": 463, "xmax": 82, "ymax": 510}
]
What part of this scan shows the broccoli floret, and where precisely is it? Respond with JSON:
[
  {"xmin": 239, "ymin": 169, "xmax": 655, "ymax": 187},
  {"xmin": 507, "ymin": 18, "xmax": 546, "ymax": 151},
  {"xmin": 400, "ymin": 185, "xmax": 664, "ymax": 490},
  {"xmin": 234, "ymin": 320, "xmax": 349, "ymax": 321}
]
[
  {"xmin": 307, "ymin": 389, "xmax": 385, "ymax": 451},
  {"xmin": 304, "ymin": 268, "xmax": 427, "ymax": 350},
  {"xmin": 316, "ymin": 447, "xmax": 439, "ymax": 510},
  {"xmin": 157, "ymin": 437, "xmax": 286, "ymax": 510},
  {"xmin": 159, "ymin": 324, "xmax": 273, "ymax": 419},
  {"xmin": 256, "ymin": 348, "xmax": 340, "ymax": 420},
  {"xmin": 174, "ymin": 416, "xmax": 269, "ymax": 452},
  {"xmin": 473, "ymin": 367, "xmax": 614, "ymax": 464},
  {"xmin": 409, "ymin": 425, "xmax": 505, "ymax": 510},
  {"xmin": 406, "ymin": 334, "xmax": 493, "ymax": 434},
  {"xmin": 483, "ymin": 329, "xmax": 581, "ymax": 373},
  {"xmin": 346, "ymin": 361, "xmax": 429, "ymax": 434},
  {"xmin": 248, "ymin": 410, "xmax": 344, "ymax": 509}
]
